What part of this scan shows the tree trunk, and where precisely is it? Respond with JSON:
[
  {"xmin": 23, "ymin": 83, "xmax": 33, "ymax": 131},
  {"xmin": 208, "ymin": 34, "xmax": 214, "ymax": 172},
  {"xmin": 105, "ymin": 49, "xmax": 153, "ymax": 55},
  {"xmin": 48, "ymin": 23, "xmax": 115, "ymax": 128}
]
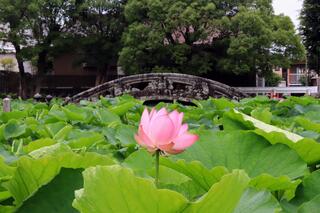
[
  {"xmin": 18, "ymin": 62, "xmax": 28, "ymax": 98},
  {"xmin": 34, "ymin": 50, "xmax": 48, "ymax": 94},
  {"xmin": 95, "ymin": 70, "xmax": 103, "ymax": 86},
  {"xmin": 95, "ymin": 67, "xmax": 108, "ymax": 86},
  {"xmin": 12, "ymin": 42, "xmax": 27, "ymax": 98}
]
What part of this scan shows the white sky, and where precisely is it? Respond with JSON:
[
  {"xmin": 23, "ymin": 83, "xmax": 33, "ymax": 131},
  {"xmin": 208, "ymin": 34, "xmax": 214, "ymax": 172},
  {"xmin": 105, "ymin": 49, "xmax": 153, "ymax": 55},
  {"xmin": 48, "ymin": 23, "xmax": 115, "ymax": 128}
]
[{"xmin": 273, "ymin": 0, "xmax": 303, "ymax": 29}]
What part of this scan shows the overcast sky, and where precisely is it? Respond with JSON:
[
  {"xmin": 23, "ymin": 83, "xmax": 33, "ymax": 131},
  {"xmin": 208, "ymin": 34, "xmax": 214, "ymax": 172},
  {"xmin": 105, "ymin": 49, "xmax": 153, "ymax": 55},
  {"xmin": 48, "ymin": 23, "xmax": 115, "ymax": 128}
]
[{"xmin": 272, "ymin": 0, "xmax": 303, "ymax": 29}]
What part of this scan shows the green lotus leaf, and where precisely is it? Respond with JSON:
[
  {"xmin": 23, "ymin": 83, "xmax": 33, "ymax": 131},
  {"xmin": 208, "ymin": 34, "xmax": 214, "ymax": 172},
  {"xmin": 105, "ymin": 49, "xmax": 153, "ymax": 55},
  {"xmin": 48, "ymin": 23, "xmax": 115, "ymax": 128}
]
[
  {"xmin": 94, "ymin": 108, "xmax": 121, "ymax": 124},
  {"xmin": 295, "ymin": 116, "xmax": 320, "ymax": 133},
  {"xmin": 109, "ymin": 102, "xmax": 137, "ymax": 116},
  {"xmin": 174, "ymin": 130, "xmax": 307, "ymax": 179},
  {"xmin": 44, "ymin": 122, "xmax": 67, "ymax": 138},
  {"xmin": 115, "ymin": 124, "xmax": 137, "ymax": 145},
  {"xmin": 17, "ymin": 169, "xmax": 83, "ymax": 213},
  {"xmin": 73, "ymin": 165, "xmax": 188, "ymax": 213},
  {"xmin": 2, "ymin": 150, "xmax": 116, "ymax": 210},
  {"xmin": 162, "ymin": 157, "xmax": 301, "ymax": 202},
  {"xmin": 122, "ymin": 149, "xmax": 153, "ymax": 177},
  {"xmin": 73, "ymin": 165, "xmax": 279, "ymax": 213},
  {"xmin": 296, "ymin": 170, "xmax": 320, "ymax": 202},
  {"xmin": 3, "ymin": 120, "xmax": 26, "ymax": 140},
  {"xmin": 24, "ymin": 138, "xmax": 56, "ymax": 153},
  {"xmin": 251, "ymin": 107, "xmax": 272, "ymax": 124},
  {"xmin": 66, "ymin": 131, "xmax": 105, "ymax": 149},
  {"xmin": 62, "ymin": 105, "xmax": 91, "ymax": 122},
  {"xmin": 224, "ymin": 110, "xmax": 320, "ymax": 164},
  {"xmin": 233, "ymin": 188, "xmax": 280, "ymax": 213},
  {"xmin": 161, "ymin": 158, "xmax": 228, "ymax": 192},
  {"xmin": 47, "ymin": 105, "xmax": 67, "ymax": 122},
  {"xmin": 0, "ymin": 111, "xmax": 27, "ymax": 123},
  {"xmin": 250, "ymin": 174, "xmax": 301, "ymax": 201},
  {"xmin": 297, "ymin": 194, "xmax": 320, "ymax": 213}
]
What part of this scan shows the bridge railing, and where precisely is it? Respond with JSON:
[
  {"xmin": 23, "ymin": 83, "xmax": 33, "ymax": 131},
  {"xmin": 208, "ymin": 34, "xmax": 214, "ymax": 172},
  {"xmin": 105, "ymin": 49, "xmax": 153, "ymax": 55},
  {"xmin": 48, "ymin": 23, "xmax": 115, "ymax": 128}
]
[{"xmin": 237, "ymin": 86, "xmax": 319, "ymax": 95}]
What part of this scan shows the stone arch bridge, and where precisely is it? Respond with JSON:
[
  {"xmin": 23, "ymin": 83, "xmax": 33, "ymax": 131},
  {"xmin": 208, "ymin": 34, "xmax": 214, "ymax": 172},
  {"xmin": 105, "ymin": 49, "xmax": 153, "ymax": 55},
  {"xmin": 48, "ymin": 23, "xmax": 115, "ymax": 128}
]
[{"xmin": 68, "ymin": 73, "xmax": 248, "ymax": 103}]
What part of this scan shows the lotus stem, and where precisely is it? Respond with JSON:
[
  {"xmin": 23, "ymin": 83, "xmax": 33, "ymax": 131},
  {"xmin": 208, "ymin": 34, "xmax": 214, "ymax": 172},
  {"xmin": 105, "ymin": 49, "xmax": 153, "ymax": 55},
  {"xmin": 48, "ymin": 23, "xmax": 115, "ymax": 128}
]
[{"xmin": 155, "ymin": 149, "xmax": 160, "ymax": 187}]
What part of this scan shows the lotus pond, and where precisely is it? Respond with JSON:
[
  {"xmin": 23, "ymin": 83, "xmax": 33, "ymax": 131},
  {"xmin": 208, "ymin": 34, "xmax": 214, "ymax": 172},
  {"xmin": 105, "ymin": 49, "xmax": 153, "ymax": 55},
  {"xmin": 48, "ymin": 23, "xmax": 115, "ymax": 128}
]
[{"xmin": 0, "ymin": 95, "xmax": 320, "ymax": 212}]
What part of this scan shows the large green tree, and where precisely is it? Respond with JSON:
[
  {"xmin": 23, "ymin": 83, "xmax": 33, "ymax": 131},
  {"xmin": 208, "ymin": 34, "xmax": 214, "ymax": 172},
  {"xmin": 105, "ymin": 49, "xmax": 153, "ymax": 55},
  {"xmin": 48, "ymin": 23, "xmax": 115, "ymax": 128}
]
[
  {"xmin": 1, "ymin": 0, "xmax": 127, "ymax": 96},
  {"xmin": 0, "ymin": 0, "xmax": 78, "ymax": 96},
  {"xmin": 300, "ymin": 0, "xmax": 320, "ymax": 73},
  {"xmin": 0, "ymin": 0, "xmax": 38, "ymax": 98},
  {"xmin": 75, "ymin": 0, "xmax": 127, "ymax": 85},
  {"xmin": 30, "ymin": 0, "xmax": 79, "ymax": 92},
  {"xmin": 119, "ymin": 0, "xmax": 305, "ymax": 77}
]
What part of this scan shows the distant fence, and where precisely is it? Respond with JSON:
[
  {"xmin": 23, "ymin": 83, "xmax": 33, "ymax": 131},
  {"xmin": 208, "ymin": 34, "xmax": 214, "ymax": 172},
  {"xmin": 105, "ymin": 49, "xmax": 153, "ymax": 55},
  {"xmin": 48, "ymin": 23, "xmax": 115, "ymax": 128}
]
[
  {"xmin": 237, "ymin": 86, "xmax": 319, "ymax": 95},
  {"xmin": 0, "ymin": 71, "xmax": 30, "ymax": 95},
  {"xmin": 0, "ymin": 71, "xmax": 105, "ymax": 97},
  {"xmin": 39, "ymin": 75, "xmax": 97, "ymax": 97}
]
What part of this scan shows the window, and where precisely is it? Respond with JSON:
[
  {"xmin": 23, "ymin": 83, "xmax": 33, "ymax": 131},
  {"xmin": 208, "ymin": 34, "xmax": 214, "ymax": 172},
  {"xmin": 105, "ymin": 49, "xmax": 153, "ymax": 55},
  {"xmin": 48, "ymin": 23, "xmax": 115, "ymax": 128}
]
[{"xmin": 289, "ymin": 66, "xmax": 306, "ymax": 86}]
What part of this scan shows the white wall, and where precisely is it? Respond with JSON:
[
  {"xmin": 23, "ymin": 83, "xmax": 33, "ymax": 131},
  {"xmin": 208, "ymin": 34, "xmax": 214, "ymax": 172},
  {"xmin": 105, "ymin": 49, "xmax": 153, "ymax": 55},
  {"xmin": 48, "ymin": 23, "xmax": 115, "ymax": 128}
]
[{"xmin": 0, "ymin": 53, "xmax": 37, "ymax": 74}]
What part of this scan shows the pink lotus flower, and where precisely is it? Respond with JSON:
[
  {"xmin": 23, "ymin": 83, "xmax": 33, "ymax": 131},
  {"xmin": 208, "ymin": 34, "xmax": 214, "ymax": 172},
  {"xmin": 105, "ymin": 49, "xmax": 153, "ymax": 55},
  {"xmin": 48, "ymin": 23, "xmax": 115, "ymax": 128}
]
[{"xmin": 135, "ymin": 108, "xmax": 198, "ymax": 154}]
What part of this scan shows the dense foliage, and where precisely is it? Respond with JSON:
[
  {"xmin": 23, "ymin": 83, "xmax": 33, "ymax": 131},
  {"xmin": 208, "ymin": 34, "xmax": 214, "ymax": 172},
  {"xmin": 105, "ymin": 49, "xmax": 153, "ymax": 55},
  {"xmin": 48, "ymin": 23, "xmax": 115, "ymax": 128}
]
[
  {"xmin": 0, "ymin": 0, "xmax": 38, "ymax": 97},
  {"xmin": 0, "ymin": 0, "xmax": 126, "ymax": 95},
  {"xmin": 119, "ymin": 0, "xmax": 305, "ymax": 76},
  {"xmin": 74, "ymin": 0, "xmax": 127, "ymax": 85},
  {"xmin": 1, "ymin": 0, "xmax": 305, "ymax": 97},
  {"xmin": 0, "ymin": 95, "xmax": 320, "ymax": 212},
  {"xmin": 300, "ymin": 0, "xmax": 320, "ymax": 73}
]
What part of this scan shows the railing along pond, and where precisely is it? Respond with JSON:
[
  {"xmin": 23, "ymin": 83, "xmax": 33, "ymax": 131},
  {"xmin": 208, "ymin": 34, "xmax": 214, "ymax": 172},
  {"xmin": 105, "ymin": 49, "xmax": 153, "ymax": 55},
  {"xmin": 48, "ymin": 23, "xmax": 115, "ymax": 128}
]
[{"xmin": 237, "ymin": 86, "xmax": 319, "ymax": 96}]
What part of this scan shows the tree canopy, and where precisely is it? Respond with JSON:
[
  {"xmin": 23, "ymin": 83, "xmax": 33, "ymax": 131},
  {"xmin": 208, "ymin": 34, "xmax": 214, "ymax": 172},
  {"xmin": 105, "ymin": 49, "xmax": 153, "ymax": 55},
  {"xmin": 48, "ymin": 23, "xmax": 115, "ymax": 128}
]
[
  {"xmin": 74, "ymin": 0, "xmax": 127, "ymax": 84},
  {"xmin": 300, "ymin": 0, "xmax": 320, "ymax": 73},
  {"xmin": 119, "ymin": 0, "xmax": 305, "ymax": 76},
  {"xmin": 0, "ymin": 0, "xmax": 126, "ymax": 95},
  {"xmin": 0, "ymin": 0, "xmax": 38, "ymax": 97},
  {"xmin": 0, "ymin": 0, "xmax": 307, "ymax": 97}
]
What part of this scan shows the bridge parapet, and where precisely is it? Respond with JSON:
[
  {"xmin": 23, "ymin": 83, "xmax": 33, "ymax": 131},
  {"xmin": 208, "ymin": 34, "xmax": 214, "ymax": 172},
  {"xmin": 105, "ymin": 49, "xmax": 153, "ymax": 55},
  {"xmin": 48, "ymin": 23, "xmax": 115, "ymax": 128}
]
[{"xmin": 68, "ymin": 73, "xmax": 249, "ymax": 103}]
